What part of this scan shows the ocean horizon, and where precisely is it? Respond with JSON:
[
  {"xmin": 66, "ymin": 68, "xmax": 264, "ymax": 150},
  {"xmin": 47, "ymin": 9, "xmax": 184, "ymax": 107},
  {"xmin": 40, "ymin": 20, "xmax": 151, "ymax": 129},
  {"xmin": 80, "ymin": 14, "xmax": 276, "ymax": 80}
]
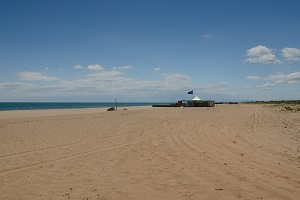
[{"xmin": 0, "ymin": 102, "xmax": 172, "ymax": 111}]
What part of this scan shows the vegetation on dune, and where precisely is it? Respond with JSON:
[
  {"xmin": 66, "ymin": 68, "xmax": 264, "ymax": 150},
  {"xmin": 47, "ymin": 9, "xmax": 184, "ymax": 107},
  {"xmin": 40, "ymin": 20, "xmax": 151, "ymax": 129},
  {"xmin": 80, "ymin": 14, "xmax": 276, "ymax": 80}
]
[
  {"xmin": 247, "ymin": 100, "xmax": 300, "ymax": 104},
  {"xmin": 246, "ymin": 100, "xmax": 300, "ymax": 112}
]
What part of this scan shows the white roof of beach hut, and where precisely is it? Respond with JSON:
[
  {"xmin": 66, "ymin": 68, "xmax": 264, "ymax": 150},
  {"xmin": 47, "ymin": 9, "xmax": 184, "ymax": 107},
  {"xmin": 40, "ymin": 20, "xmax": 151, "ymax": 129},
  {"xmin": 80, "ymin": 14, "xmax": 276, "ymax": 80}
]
[{"xmin": 192, "ymin": 96, "xmax": 202, "ymax": 100}]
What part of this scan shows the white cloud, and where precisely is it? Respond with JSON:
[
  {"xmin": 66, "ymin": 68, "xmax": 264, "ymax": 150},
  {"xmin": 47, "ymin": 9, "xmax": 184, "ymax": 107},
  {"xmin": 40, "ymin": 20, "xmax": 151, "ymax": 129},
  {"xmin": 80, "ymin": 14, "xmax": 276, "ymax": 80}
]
[
  {"xmin": 16, "ymin": 70, "xmax": 229, "ymax": 99},
  {"xmin": 153, "ymin": 67, "xmax": 160, "ymax": 71},
  {"xmin": 74, "ymin": 64, "xmax": 132, "ymax": 71},
  {"xmin": 162, "ymin": 73, "xmax": 191, "ymax": 83},
  {"xmin": 265, "ymin": 71, "xmax": 300, "ymax": 84},
  {"xmin": 245, "ymin": 45, "xmax": 281, "ymax": 64},
  {"xmin": 45, "ymin": 67, "xmax": 49, "ymax": 70},
  {"xmin": 256, "ymin": 82, "xmax": 274, "ymax": 90},
  {"xmin": 17, "ymin": 72, "xmax": 59, "ymax": 81},
  {"xmin": 246, "ymin": 76, "xmax": 261, "ymax": 80},
  {"xmin": 244, "ymin": 83, "xmax": 270, "ymax": 93},
  {"xmin": 87, "ymin": 64, "xmax": 103, "ymax": 71},
  {"xmin": 202, "ymin": 34, "xmax": 212, "ymax": 39},
  {"xmin": 74, "ymin": 65, "xmax": 84, "ymax": 69},
  {"xmin": 112, "ymin": 66, "xmax": 133, "ymax": 70},
  {"xmin": 282, "ymin": 47, "xmax": 300, "ymax": 61},
  {"xmin": 243, "ymin": 71, "xmax": 300, "ymax": 96},
  {"xmin": 207, "ymin": 81, "xmax": 228, "ymax": 88},
  {"xmin": 196, "ymin": 81, "xmax": 229, "ymax": 93},
  {"xmin": 247, "ymin": 45, "xmax": 272, "ymax": 57},
  {"xmin": 8, "ymin": 60, "xmax": 300, "ymax": 101},
  {"xmin": 161, "ymin": 73, "xmax": 192, "ymax": 90},
  {"xmin": 87, "ymin": 70, "xmax": 124, "ymax": 81}
]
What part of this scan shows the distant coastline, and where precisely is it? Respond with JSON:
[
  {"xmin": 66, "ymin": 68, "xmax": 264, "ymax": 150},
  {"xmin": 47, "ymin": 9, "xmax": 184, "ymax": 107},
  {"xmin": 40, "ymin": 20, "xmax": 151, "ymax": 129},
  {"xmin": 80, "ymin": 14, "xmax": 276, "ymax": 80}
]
[{"xmin": 0, "ymin": 102, "xmax": 172, "ymax": 111}]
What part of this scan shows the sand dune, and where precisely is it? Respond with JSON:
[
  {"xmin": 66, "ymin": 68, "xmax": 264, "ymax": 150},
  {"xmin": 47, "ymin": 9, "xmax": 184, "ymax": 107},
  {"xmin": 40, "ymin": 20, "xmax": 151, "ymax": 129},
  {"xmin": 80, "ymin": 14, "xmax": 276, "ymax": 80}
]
[{"xmin": 0, "ymin": 104, "xmax": 299, "ymax": 199}]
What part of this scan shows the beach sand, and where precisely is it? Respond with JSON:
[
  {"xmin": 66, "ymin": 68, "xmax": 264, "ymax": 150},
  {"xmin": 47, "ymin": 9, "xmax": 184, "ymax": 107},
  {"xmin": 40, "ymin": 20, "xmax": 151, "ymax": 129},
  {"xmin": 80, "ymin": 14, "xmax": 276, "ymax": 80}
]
[{"xmin": 0, "ymin": 104, "xmax": 299, "ymax": 199}]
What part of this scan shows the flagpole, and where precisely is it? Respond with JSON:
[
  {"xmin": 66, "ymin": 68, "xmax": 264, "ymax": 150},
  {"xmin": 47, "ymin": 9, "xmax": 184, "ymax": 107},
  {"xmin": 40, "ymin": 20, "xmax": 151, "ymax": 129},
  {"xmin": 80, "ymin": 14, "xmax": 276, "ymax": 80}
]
[{"xmin": 188, "ymin": 90, "xmax": 193, "ymax": 99}]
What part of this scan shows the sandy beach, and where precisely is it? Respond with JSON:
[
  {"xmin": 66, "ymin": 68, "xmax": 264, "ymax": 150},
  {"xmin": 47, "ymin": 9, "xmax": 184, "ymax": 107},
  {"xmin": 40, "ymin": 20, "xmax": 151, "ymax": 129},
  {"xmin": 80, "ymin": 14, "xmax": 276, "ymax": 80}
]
[{"xmin": 0, "ymin": 104, "xmax": 299, "ymax": 200}]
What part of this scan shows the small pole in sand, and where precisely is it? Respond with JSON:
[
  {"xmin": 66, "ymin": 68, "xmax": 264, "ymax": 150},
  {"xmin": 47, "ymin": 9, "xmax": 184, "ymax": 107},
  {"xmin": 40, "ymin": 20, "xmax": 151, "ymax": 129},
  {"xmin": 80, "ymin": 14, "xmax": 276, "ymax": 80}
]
[{"xmin": 115, "ymin": 98, "xmax": 118, "ymax": 111}]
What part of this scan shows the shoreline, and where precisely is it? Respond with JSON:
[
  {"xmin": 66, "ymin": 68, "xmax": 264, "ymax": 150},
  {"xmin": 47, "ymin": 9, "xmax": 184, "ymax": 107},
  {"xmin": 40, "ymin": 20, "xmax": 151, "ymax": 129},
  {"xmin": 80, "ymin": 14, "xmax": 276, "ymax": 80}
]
[
  {"xmin": 0, "ymin": 102, "xmax": 171, "ymax": 112},
  {"xmin": 0, "ymin": 105, "xmax": 153, "ymax": 119}
]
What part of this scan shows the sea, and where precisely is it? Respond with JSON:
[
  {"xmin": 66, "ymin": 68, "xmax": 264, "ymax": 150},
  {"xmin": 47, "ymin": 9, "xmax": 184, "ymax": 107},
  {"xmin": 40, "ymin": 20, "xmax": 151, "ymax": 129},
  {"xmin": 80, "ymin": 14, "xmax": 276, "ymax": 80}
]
[{"xmin": 0, "ymin": 102, "xmax": 171, "ymax": 111}]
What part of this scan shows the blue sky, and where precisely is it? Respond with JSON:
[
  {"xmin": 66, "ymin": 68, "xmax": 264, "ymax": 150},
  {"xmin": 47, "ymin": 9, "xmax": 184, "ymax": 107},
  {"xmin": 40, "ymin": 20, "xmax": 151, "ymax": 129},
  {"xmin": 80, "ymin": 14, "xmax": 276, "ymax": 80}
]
[{"xmin": 1, "ymin": 0, "xmax": 300, "ymax": 102}]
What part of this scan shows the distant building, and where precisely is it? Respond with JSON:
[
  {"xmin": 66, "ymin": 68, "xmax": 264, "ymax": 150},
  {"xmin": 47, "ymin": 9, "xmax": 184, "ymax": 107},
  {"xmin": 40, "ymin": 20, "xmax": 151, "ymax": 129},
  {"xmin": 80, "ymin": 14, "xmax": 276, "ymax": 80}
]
[{"xmin": 177, "ymin": 100, "xmax": 215, "ymax": 107}]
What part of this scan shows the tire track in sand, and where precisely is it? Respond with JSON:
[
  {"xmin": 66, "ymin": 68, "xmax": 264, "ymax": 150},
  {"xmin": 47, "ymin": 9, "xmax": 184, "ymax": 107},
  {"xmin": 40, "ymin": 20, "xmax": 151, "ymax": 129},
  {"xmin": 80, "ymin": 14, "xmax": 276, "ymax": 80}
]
[
  {"xmin": 0, "ymin": 133, "xmax": 174, "ymax": 177},
  {"xmin": 149, "ymin": 105, "xmax": 299, "ymax": 199}
]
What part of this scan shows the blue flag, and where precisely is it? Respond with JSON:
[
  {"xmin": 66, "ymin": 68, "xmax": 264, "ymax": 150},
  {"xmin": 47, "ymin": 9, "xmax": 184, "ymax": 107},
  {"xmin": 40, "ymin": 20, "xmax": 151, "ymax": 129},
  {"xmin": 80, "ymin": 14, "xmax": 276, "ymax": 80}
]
[{"xmin": 188, "ymin": 90, "xmax": 193, "ymax": 94}]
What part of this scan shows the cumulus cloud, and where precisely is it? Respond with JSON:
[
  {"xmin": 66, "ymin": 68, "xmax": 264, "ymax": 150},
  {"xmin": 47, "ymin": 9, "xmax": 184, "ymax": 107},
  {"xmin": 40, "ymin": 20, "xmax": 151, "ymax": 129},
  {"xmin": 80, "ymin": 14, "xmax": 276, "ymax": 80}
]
[
  {"xmin": 153, "ymin": 67, "xmax": 160, "ymax": 71},
  {"xmin": 17, "ymin": 72, "xmax": 59, "ymax": 81},
  {"xmin": 282, "ymin": 47, "xmax": 300, "ymax": 61},
  {"xmin": 245, "ymin": 45, "xmax": 281, "ymax": 64},
  {"xmin": 87, "ymin": 64, "xmax": 103, "ymax": 71},
  {"xmin": 266, "ymin": 72, "xmax": 300, "ymax": 84},
  {"xmin": 246, "ymin": 76, "xmax": 261, "ymax": 80}
]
